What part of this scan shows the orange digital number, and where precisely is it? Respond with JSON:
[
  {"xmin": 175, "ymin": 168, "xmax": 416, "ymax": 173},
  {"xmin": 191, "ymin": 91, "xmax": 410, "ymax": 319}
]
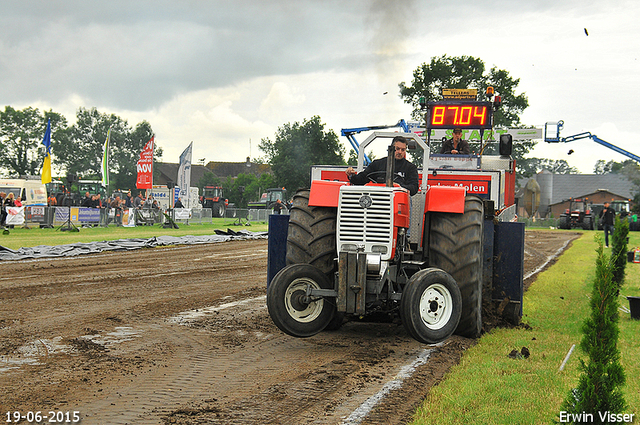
[
  {"xmin": 431, "ymin": 106, "xmax": 446, "ymax": 125},
  {"xmin": 459, "ymin": 106, "xmax": 473, "ymax": 125},
  {"xmin": 447, "ymin": 106, "xmax": 459, "ymax": 125},
  {"xmin": 474, "ymin": 106, "xmax": 486, "ymax": 125}
]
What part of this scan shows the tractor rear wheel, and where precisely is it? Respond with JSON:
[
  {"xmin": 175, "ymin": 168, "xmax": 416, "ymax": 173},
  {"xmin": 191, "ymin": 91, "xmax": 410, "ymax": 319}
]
[
  {"xmin": 267, "ymin": 264, "xmax": 336, "ymax": 337},
  {"xmin": 286, "ymin": 189, "xmax": 337, "ymax": 275},
  {"xmin": 400, "ymin": 268, "xmax": 462, "ymax": 344},
  {"xmin": 429, "ymin": 195, "xmax": 484, "ymax": 338},
  {"xmin": 286, "ymin": 189, "xmax": 342, "ymax": 330}
]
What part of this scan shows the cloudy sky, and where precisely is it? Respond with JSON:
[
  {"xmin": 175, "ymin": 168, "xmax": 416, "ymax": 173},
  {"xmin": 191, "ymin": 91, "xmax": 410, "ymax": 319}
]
[{"xmin": 1, "ymin": 0, "xmax": 639, "ymax": 174}]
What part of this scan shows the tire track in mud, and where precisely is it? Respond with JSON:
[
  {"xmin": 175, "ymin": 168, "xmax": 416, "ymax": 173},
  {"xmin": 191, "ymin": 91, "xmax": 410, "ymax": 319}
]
[{"xmin": 1, "ymin": 232, "xmax": 580, "ymax": 425}]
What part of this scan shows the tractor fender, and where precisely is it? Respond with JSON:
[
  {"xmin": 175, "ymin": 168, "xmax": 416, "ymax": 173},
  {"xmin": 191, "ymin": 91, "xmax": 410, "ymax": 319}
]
[
  {"xmin": 308, "ymin": 180, "xmax": 348, "ymax": 207},
  {"xmin": 424, "ymin": 185, "xmax": 466, "ymax": 213}
]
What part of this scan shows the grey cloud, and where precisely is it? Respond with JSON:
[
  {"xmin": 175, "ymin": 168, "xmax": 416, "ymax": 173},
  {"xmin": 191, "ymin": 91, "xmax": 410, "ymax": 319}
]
[{"xmin": 0, "ymin": 1, "xmax": 380, "ymax": 110}]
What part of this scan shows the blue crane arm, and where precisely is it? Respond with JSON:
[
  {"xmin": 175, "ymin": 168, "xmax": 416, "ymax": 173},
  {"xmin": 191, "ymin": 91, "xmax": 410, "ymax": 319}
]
[
  {"xmin": 562, "ymin": 132, "xmax": 640, "ymax": 163},
  {"xmin": 341, "ymin": 120, "xmax": 410, "ymax": 166},
  {"xmin": 544, "ymin": 121, "xmax": 640, "ymax": 163}
]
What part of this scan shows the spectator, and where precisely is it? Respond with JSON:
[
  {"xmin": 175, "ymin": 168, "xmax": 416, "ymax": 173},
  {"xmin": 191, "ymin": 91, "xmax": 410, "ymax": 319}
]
[
  {"xmin": 111, "ymin": 196, "xmax": 122, "ymax": 226},
  {"xmin": 273, "ymin": 199, "xmax": 285, "ymax": 214},
  {"xmin": 4, "ymin": 193, "xmax": 16, "ymax": 208},
  {"xmin": 125, "ymin": 192, "xmax": 133, "ymax": 209},
  {"xmin": 174, "ymin": 197, "xmax": 184, "ymax": 209},
  {"xmin": 144, "ymin": 195, "xmax": 154, "ymax": 209},
  {"xmin": 0, "ymin": 192, "xmax": 6, "ymax": 226},
  {"xmin": 48, "ymin": 194, "xmax": 58, "ymax": 206},
  {"xmin": 133, "ymin": 193, "xmax": 143, "ymax": 209},
  {"xmin": 81, "ymin": 191, "xmax": 92, "ymax": 207},
  {"xmin": 4, "ymin": 193, "xmax": 16, "ymax": 228},
  {"xmin": 599, "ymin": 202, "xmax": 616, "ymax": 248},
  {"xmin": 14, "ymin": 197, "xmax": 23, "ymax": 207}
]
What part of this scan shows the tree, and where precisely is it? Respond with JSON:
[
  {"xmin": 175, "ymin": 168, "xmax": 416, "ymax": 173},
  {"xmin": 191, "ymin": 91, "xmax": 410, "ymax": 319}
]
[
  {"xmin": 197, "ymin": 170, "xmax": 222, "ymax": 192},
  {"xmin": 0, "ymin": 106, "xmax": 70, "ymax": 177},
  {"xmin": 54, "ymin": 107, "xmax": 162, "ymax": 191},
  {"xmin": 611, "ymin": 215, "xmax": 629, "ymax": 290},
  {"xmin": 518, "ymin": 158, "xmax": 579, "ymax": 179},
  {"xmin": 399, "ymin": 55, "xmax": 529, "ymax": 127},
  {"xmin": 560, "ymin": 241, "xmax": 626, "ymax": 420},
  {"xmin": 222, "ymin": 172, "xmax": 275, "ymax": 208},
  {"xmin": 593, "ymin": 159, "xmax": 640, "ymax": 213},
  {"xmin": 399, "ymin": 55, "xmax": 534, "ymax": 180},
  {"xmin": 259, "ymin": 116, "xmax": 345, "ymax": 192}
]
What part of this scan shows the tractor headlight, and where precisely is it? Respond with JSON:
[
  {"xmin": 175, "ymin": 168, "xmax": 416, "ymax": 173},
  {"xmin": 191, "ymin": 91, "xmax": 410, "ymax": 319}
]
[
  {"xmin": 371, "ymin": 245, "xmax": 388, "ymax": 254},
  {"xmin": 341, "ymin": 243, "xmax": 361, "ymax": 252}
]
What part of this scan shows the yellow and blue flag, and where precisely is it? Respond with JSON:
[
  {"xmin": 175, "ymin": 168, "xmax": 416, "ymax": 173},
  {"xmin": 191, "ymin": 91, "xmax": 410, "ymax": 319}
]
[{"xmin": 41, "ymin": 118, "xmax": 52, "ymax": 184}]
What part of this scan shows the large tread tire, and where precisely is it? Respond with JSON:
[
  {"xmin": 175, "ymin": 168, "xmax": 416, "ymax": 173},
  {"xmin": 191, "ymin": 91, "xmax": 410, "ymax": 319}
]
[
  {"xmin": 582, "ymin": 216, "xmax": 594, "ymax": 230},
  {"xmin": 400, "ymin": 268, "xmax": 462, "ymax": 344},
  {"xmin": 213, "ymin": 203, "xmax": 225, "ymax": 218},
  {"xmin": 286, "ymin": 189, "xmax": 337, "ymax": 275},
  {"xmin": 267, "ymin": 264, "xmax": 336, "ymax": 337},
  {"xmin": 557, "ymin": 215, "xmax": 569, "ymax": 229},
  {"xmin": 429, "ymin": 196, "xmax": 483, "ymax": 338},
  {"xmin": 286, "ymin": 189, "xmax": 341, "ymax": 330}
]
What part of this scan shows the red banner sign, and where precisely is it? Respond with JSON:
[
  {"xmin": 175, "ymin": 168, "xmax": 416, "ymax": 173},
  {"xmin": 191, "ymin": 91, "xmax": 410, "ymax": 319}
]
[{"xmin": 136, "ymin": 137, "xmax": 154, "ymax": 189}]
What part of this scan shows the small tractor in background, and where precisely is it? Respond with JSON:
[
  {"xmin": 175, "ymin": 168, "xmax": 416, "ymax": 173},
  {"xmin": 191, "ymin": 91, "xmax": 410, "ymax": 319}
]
[
  {"xmin": 202, "ymin": 185, "xmax": 229, "ymax": 217},
  {"xmin": 557, "ymin": 198, "xmax": 595, "ymax": 230},
  {"xmin": 248, "ymin": 187, "xmax": 289, "ymax": 211},
  {"xmin": 266, "ymin": 87, "xmax": 525, "ymax": 344}
]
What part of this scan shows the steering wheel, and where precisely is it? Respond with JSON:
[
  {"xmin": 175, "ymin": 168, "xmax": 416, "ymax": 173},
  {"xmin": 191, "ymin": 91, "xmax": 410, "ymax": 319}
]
[{"xmin": 366, "ymin": 171, "xmax": 401, "ymax": 184}]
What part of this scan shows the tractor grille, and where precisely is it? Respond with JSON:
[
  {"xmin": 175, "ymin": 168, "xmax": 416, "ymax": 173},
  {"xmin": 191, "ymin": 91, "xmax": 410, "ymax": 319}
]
[{"xmin": 337, "ymin": 186, "xmax": 394, "ymax": 260}]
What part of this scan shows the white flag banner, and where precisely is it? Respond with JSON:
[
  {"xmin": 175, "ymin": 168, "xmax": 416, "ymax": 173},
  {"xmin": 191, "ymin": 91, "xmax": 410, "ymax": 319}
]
[
  {"xmin": 6, "ymin": 207, "xmax": 25, "ymax": 226},
  {"xmin": 177, "ymin": 142, "xmax": 193, "ymax": 207}
]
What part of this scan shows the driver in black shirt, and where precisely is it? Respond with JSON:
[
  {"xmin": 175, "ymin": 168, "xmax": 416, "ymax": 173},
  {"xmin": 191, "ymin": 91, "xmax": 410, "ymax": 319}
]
[{"xmin": 345, "ymin": 136, "xmax": 419, "ymax": 196}]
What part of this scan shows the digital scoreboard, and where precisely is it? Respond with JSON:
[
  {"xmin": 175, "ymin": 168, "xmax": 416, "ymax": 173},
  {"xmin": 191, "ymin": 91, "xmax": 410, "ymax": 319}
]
[{"xmin": 426, "ymin": 101, "xmax": 493, "ymax": 130}]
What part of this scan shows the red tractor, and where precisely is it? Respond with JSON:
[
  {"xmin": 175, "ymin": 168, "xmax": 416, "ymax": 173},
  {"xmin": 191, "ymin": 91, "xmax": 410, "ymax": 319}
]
[
  {"xmin": 266, "ymin": 93, "xmax": 524, "ymax": 344},
  {"xmin": 557, "ymin": 198, "xmax": 594, "ymax": 230},
  {"xmin": 201, "ymin": 186, "xmax": 228, "ymax": 217}
]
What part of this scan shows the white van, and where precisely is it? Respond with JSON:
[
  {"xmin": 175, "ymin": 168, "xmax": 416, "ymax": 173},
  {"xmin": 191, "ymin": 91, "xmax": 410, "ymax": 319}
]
[{"xmin": 0, "ymin": 178, "xmax": 48, "ymax": 206}]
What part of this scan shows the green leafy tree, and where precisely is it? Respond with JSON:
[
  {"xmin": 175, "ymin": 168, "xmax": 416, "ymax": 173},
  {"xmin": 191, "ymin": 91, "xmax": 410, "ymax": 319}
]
[
  {"xmin": 560, "ymin": 241, "xmax": 626, "ymax": 421},
  {"xmin": 593, "ymin": 159, "xmax": 640, "ymax": 213},
  {"xmin": 347, "ymin": 149, "xmax": 377, "ymax": 166},
  {"xmin": 518, "ymin": 158, "xmax": 579, "ymax": 179},
  {"xmin": 259, "ymin": 116, "xmax": 345, "ymax": 191},
  {"xmin": 221, "ymin": 172, "xmax": 275, "ymax": 208},
  {"xmin": 611, "ymin": 216, "xmax": 629, "ymax": 289},
  {"xmin": 399, "ymin": 55, "xmax": 533, "ymax": 179},
  {"xmin": 197, "ymin": 170, "xmax": 222, "ymax": 192},
  {"xmin": 0, "ymin": 106, "xmax": 70, "ymax": 177},
  {"xmin": 55, "ymin": 107, "xmax": 161, "ymax": 191},
  {"xmin": 399, "ymin": 55, "xmax": 529, "ymax": 127}
]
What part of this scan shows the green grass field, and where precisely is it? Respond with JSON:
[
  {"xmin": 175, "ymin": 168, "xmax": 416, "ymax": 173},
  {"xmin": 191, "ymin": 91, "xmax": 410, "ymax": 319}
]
[
  {"xmin": 410, "ymin": 229, "xmax": 640, "ymax": 425},
  {"xmin": 0, "ymin": 218, "xmax": 269, "ymax": 250}
]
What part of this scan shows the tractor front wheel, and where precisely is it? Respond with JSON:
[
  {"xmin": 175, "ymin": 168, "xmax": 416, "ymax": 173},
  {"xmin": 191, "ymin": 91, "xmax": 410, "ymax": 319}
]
[
  {"xmin": 267, "ymin": 264, "xmax": 336, "ymax": 338},
  {"xmin": 400, "ymin": 268, "xmax": 462, "ymax": 344},
  {"xmin": 214, "ymin": 203, "xmax": 226, "ymax": 218}
]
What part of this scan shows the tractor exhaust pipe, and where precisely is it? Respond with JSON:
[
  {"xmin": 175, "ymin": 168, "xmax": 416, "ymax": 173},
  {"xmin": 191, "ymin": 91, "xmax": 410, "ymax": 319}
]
[{"xmin": 385, "ymin": 143, "xmax": 395, "ymax": 188}]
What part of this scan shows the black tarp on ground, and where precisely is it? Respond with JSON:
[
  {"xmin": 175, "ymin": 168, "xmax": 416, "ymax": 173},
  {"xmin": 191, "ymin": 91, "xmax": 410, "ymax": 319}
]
[{"xmin": 0, "ymin": 229, "xmax": 268, "ymax": 261}]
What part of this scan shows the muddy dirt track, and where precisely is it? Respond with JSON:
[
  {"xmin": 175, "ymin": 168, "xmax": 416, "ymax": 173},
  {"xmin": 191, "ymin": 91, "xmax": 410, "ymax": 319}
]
[{"xmin": 0, "ymin": 230, "xmax": 579, "ymax": 425}]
